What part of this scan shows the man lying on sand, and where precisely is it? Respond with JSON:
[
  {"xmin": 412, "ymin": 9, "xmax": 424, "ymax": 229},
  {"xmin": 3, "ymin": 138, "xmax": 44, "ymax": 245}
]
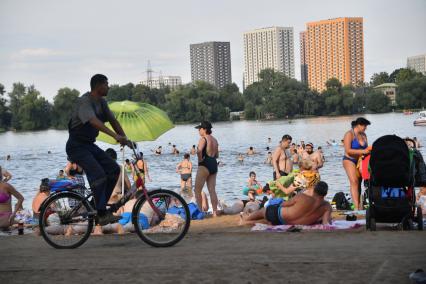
[{"xmin": 240, "ymin": 181, "xmax": 331, "ymax": 226}]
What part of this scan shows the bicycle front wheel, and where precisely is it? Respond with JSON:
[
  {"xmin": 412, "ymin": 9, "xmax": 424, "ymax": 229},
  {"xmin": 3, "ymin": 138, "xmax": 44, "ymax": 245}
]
[
  {"xmin": 39, "ymin": 192, "xmax": 94, "ymax": 249},
  {"xmin": 132, "ymin": 189, "xmax": 190, "ymax": 247}
]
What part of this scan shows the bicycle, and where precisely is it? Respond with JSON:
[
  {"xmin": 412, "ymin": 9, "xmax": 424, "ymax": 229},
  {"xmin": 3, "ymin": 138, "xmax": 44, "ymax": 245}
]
[{"xmin": 38, "ymin": 143, "xmax": 191, "ymax": 249}]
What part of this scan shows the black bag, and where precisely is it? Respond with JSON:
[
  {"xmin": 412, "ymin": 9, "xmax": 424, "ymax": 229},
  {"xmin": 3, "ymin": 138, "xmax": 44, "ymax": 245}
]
[
  {"xmin": 332, "ymin": 192, "xmax": 351, "ymax": 210},
  {"xmin": 413, "ymin": 149, "xmax": 426, "ymax": 186}
]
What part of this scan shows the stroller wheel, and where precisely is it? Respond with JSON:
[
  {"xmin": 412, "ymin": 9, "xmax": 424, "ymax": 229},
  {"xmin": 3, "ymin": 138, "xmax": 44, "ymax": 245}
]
[
  {"xmin": 366, "ymin": 207, "xmax": 376, "ymax": 231},
  {"xmin": 403, "ymin": 218, "xmax": 414, "ymax": 231},
  {"xmin": 417, "ymin": 206, "xmax": 423, "ymax": 231}
]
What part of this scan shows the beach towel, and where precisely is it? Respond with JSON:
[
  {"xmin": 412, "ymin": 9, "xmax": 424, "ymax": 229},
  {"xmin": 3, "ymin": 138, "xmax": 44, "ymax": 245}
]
[
  {"xmin": 167, "ymin": 202, "xmax": 204, "ymax": 220},
  {"xmin": 251, "ymin": 220, "xmax": 366, "ymax": 232}
]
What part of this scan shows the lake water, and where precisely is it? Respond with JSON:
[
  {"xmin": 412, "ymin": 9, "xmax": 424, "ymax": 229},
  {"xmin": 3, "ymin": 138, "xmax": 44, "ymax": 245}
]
[{"xmin": 1, "ymin": 112, "xmax": 425, "ymax": 210}]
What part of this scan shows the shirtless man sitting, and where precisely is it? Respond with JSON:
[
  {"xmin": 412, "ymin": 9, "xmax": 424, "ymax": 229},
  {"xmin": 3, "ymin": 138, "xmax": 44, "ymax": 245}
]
[
  {"xmin": 272, "ymin": 134, "xmax": 293, "ymax": 180},
  {"xmin": 240, "ymin": 181, "xmax": 331, "ymax": 226},
  {"xmin": 301, "ymin": 142, "xmax": 324, "ymax": 171}
]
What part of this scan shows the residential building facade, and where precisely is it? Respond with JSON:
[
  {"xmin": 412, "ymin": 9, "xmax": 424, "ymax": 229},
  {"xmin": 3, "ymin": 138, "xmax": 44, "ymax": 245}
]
[
  {"xmin": 407, "ymin": 54, "xmax": 426, "ymax": 75},
  {"xmin": 300, "ymin": 31, "xmax": 308, "ymax": 84},
  {"xmin": 374, "ymin": 83, "xmax": 397, "ymax": 106},
  {"xmin": 243, "ymin": 27, "xmax": 295, "ymax": 88},
  {"xmin": 304, "ymin": 17, "xmax": 364, "ymax": 92},
  {"xmin": 190, "ymin": 41, "xmax": 232, "ymax": 88},
  {"xmin": 141, "ymin": 76, "xmax": 182, "ymax": 89}
]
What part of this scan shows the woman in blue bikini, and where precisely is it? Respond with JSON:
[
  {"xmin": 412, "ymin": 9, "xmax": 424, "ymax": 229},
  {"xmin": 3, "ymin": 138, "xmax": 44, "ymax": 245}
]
[{"xmin": 342, "ymin": 117, "xmax": 371, "ymax": 210}]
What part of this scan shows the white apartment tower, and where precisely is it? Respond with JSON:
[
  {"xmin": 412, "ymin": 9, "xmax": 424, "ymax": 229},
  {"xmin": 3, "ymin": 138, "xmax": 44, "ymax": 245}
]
[
  {"xmin": 407, "ymin": 54, "xmax": 426, "ymax": 75},
  {"xmin": 243, "ymin": 27, "xmax": 295, "ymax": 87}
]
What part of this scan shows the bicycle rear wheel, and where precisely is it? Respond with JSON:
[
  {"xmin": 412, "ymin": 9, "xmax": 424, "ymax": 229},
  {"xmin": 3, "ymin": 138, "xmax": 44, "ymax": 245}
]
[
  {"xmin": 39, "ymin": 192, "xmax": 94, "ymax": 249},
  {"xmin": 132, "ymin": 189, "xmax": 190, "ymax": 247}
]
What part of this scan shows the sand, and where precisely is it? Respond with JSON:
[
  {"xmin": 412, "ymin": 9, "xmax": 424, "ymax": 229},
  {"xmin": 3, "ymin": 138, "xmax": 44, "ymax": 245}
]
[{"xmin": 0, "ymin": 215, "xmax": 425, "ymax": 284}]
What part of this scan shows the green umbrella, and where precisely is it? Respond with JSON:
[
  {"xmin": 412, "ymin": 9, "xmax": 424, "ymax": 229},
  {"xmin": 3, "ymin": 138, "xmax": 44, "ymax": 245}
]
[{"xmin": 97, "ymin": 100, "xmax": 174, "ymax": 144}]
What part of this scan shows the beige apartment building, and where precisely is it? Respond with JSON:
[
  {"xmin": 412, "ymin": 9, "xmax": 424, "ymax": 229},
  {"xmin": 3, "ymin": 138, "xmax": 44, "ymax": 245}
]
[
  {"xmin": 243, "ymin": 27, "xmax": 294, "ymax": 88},
  {"xmin": 301, "ymin": 17, "xmax": 364, "ymax": 92},
  {"xmin": 407, "ymin": 54, "xmax": 426, "ymax": 75}
]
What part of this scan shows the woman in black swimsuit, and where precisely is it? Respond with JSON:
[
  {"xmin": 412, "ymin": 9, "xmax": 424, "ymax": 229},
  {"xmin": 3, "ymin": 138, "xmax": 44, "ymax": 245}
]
[{"xmin": 194, "ymin": 121, "xmax": 220, "ymax": 216}]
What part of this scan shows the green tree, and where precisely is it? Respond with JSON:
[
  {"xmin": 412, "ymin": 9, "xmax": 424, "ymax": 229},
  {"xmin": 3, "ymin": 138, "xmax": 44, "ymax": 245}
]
[
  {"xmin": 0, "ymin": 83, "xmax": 11, "ymax": 131},
  {"xmin": 395, "ymin": 68, "xmax": 424, "ymax": 84},
  {"xmin": 244, "ymin": 101, "xmax": 256, "ymax": 120},
  {"xmin": 370, "ymin": 72, "xmax": 390, "ymax": 86},
  {"xmin": 52, "ymin": 88, "xmax": 80, "ymax": 129},
  {"xmin": 366, "ymin": 90, "xmax": 390, "ymax": 113},
  {"xmin": 397, "ymin": 76, "xmax": 426, "ymax": 109},
  {"xmin": 8, "ymin": 82, "xmax": 26, "ymax": 129},
  {"xmin": 17, "ymin": 85, "xmax": 52, "ymax": 130}
]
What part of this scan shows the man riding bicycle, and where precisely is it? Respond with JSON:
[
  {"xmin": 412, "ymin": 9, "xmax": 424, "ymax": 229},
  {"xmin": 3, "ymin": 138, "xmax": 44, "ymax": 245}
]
[{"xmin": 66, "ymin": 74, "xmax": 131, "ymax": 226}]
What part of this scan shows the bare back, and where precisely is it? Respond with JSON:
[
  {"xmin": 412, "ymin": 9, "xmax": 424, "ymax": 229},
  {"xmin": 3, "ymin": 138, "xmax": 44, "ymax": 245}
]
[
  {"xmin": 282, "ymin": 194, "xmax": 330, "ymax": 225},
  {"xmin": 203, "ymin": 135, "xmax": 219, "ymax": 158}
]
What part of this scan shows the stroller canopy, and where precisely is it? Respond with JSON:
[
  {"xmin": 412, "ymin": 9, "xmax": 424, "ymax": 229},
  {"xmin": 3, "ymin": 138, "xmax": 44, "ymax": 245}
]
[{"xmin": 370, "ymin": 135, "xmax": 412, "ymax": 187}]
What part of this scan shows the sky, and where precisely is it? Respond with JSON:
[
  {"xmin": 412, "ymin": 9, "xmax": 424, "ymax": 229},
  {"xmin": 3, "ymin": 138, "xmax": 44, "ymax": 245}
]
[{"xmin": 1, "ymin": 0, "xmax": 425, "ymax": 101}]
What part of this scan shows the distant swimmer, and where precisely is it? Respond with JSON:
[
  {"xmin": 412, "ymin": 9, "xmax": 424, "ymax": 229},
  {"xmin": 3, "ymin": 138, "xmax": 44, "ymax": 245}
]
[
  {"xmin": 238, "ymin": 153, "xmax": 244, "ymax": 164},
  {"xmin": 190, "ymin": 145, "xmax": 197, "ymax": 155},
  {"xmin": 172, "ymin": 145, "xmax": 180, "ymax": 155},
  {"xmin": 247, "ymin": 146, "xmax": 255, "ymax": 155},
  {"xmin": 6, "ymin": 155, "xmax": 11, "ymax": 161},
  {"xmin": 154, "ymin": 146, "xmax": 162, "ymax": 155},
  {"xmin": 264, "ymin": 152, "xmax": 272, "ymax": 165}
]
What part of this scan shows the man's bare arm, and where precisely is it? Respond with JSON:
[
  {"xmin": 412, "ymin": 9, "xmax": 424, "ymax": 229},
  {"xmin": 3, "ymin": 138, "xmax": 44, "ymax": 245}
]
[
  {"xmin": 271, "ymin": 148, "xmax": 281, "ymax": 175},
  {"xmin": 281, "ymin": 197, "xmax": 297, "ymax": 207}
]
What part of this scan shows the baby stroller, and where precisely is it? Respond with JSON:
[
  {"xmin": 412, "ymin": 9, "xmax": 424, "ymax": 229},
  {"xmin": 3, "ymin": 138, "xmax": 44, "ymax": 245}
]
[{"xmin": 365, "ymin": 135, "xmax": 423, "ymax": 231}]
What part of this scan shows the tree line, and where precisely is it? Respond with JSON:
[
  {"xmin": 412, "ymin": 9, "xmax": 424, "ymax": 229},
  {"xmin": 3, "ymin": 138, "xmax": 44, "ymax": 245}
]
[{"xmin": 0, "ymin": 67, "xmax": 425, "ymax": 132}]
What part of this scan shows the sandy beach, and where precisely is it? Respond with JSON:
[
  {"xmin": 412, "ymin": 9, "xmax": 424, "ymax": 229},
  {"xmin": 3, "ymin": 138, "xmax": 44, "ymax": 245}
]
[{"xmin": 1, "ymin": 215, "xmax": 425, "ymax": 284}]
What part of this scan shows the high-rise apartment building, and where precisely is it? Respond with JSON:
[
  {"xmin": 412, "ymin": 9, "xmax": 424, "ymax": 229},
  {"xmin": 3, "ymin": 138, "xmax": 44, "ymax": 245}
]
[
  {"xmin": 190, "ymin": 42, "xmax": 232, "ymax": 88},
  {"xmin": 303, "ymin": 17, "xmax": 364, "ymax": 92},
  {"xmin": 243, "ymin": 27, "xmax": 294, "ymax": 87},
  {"xmin": 407, "ymin": 54, "xmax": 426, "ymax": 75},
  {"xmin": 300, "ymin": 31, "xmax": 308, "ymax": 84}
]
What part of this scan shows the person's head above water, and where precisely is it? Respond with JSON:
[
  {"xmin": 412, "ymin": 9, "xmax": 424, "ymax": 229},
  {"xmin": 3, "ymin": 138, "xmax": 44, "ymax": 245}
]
[
  {"xmin": 192, "ymin": 145, "xmax": 196, "ymax": 148},
  {"xmin": 314, "ymin": 181, "xmax": 328, "ymax": 197},
  {"xmin": 184, "ymin": 153, "xmax": 190, "ymax": 159},
  {"xmin": 280, "ymin": 134, "xmax": 292, "ymax": 149},
  {"xmin": 195, "ymin": 121, "xmax": 212, "ymax": 135},
  {"xmin": 90, "ymin": 74, "xmax": 109, "ymax": 97},
  {"xmin": 249, "ymin": 171, "xmax": 256, "ymax": 178},
  {"xmin": 351, "ymin": 117, "xmax": 371, "ymax": 133},
  {"xmin": 249, "ymin": 146, "xmax": 253, "ymax": 150},
  {"xmin": 306, "ymin": 143, "xmax": 314, "ymax": 154}
]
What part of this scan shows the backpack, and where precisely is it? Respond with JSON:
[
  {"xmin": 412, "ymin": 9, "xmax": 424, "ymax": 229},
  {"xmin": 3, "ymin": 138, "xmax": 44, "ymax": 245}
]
[{"xmin": 332, "ymin": 192, "xmax": 351, "ymax": 210}]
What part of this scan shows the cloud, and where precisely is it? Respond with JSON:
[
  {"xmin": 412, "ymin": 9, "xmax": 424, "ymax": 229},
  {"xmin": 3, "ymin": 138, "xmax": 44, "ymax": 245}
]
[{"xmin": 11, "ymin": 48, "xmax": 64, "ymax": 60}]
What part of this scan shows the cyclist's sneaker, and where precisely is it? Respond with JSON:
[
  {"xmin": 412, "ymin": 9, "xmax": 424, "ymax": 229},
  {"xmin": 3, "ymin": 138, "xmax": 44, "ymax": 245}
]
[{"xmin": 96, "ymin": 211, "xmax": 121, "ymax": 226}]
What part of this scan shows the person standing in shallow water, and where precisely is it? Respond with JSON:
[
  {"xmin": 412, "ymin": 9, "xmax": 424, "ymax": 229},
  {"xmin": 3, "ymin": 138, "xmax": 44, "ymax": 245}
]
[
  {"xmin": 176, "ymin": 153, "xmax": 193, "ymax": 199},
  {"xmin": 194, "ymin": 121, "xmax": 220, "ymax": 216},
  {"xmin": 342, "ymin": 117, "xmax": 370, "ymax": 210},
  {"xmin": 272, "ymin": 135, "xmax": 293, "ymax": 180}
]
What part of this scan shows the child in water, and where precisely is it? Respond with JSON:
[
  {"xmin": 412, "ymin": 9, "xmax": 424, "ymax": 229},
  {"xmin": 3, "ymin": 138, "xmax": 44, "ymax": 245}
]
[{"xmin": 243, "ymin": 171, "xmax": 262, "ymax": 201}]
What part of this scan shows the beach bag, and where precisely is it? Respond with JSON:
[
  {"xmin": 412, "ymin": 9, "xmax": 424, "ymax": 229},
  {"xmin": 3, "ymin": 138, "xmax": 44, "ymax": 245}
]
[{"xmin": 332, "ymin": 192, "xmax": 351, "ymax": 210}]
